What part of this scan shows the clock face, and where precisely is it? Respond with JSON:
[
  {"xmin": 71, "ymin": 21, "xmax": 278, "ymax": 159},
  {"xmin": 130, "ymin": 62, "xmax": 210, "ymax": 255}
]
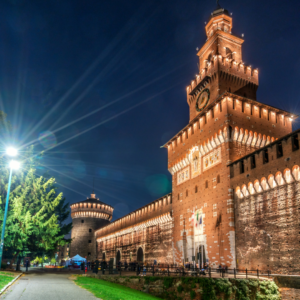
[{"xmin": 195, "ymin": 89, "xmax": 210, "ymax": 112}]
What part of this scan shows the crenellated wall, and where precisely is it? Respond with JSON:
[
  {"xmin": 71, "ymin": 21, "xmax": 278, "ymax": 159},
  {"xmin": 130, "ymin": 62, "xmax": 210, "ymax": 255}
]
[
  {"xmin": 95, "ymin": 194, "xmax": 173, "ymax": 264},
  {"xmin": 230, "ymin": 130, "xmax": 300, "ymax": 273},
  {"xmin": 95, "ymin": 194, "xmax": 172, "ymax": 240}
]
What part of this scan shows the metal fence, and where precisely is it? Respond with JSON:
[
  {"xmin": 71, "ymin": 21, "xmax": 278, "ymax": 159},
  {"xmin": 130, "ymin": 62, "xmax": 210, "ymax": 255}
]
[{"xmin": 101, "ymin": 264, "xmax": 272, "ymax": 279}]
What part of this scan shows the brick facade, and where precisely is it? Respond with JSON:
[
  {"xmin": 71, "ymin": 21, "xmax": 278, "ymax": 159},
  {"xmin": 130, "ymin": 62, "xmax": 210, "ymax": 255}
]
[{"xmin": 70, "ymin": 6, "xmax": 300, "ymax": 273}]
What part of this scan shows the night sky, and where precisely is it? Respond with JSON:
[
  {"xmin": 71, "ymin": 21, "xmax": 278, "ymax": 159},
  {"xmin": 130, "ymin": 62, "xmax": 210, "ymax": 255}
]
[{"xmin": 0, "ymin": 0, "xmax": 299, "ymax": 225}]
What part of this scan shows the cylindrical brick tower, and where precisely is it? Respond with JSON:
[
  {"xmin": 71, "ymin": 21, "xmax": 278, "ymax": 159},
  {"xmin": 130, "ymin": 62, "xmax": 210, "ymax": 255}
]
[{"xmin": 70, "ymin": 193, "xmax": 113, "ymax": 260}]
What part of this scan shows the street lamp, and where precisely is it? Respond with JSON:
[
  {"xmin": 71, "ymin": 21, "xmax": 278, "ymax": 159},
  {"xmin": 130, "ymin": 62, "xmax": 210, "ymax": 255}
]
[
  {"xmin": 0, "ymin": 148, "xmax": 20, "ymax": 270},
  {"xmin": 6, "ymin": 147, "xmax": 18, "ymax": 157}
]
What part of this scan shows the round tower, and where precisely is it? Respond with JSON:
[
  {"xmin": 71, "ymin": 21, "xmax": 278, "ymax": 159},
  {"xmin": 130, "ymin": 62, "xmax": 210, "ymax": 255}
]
[{"xmin": 70, "ymin": 193, "xmax": 113, "ymax": 260}]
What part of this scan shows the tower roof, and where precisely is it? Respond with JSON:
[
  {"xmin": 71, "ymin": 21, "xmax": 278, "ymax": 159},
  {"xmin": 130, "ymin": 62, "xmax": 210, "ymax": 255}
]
[
  {"xmin": 73, "ymin": 193, "xmax": 113, "ymax": 209},
  {"xmin": 210, "ymin": 6, "xmax": 230, "ymax": 20}
]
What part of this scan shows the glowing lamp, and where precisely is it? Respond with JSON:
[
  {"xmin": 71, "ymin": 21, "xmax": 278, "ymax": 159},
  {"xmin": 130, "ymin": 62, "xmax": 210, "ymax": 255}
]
[
  {"xmin": 6, "ymin": 147, "xmax": 18, "ymax": 157},
  {"xmin": 9, "ymin": 160, "xmax": 20, "ymax": 170}
]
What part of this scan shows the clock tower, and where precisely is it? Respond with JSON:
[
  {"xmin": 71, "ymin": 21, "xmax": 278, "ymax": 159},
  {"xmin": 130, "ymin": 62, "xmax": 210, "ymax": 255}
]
[
  {"xmin": 165, "ymin": 4, "xmax": 292, "ymax": 268},
  {"xmin": 187, "ymin": 6, "xmax": 258, "ymax": 121}
]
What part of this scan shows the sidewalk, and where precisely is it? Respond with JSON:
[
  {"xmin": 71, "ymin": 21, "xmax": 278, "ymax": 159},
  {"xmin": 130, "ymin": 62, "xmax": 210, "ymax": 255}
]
[{"xmin": 0, "ymin": 273, "xmax": 98, "ymax": 300}]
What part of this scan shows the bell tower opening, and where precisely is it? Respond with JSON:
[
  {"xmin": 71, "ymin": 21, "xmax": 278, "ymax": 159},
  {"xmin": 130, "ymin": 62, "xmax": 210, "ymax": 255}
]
[{"xmin": 186, "ymin": 4, "xmax": 259, "ymax": 121}]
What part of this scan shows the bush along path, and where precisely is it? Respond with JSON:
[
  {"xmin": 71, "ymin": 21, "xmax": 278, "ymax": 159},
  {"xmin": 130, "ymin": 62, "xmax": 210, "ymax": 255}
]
[{"xmin": 81, "ymin": 274, "xmax": 281, "ymax": 300}]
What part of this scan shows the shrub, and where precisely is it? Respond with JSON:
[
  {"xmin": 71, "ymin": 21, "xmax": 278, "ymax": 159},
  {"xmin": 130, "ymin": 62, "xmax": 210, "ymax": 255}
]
[
  {"xmin": 177, "ymin": 285, "xmax": 183, "ymax": 293},
  {"xmin": 163, "ymin": 277, "xmax": 173, "ymax": 289},
  {"xmin": 1, "ymin": 262, "xmax": 7, "ymax": 270},
  {"xmin": 190, "ymin": 290, "xmax": 196, "ymax": 299}
]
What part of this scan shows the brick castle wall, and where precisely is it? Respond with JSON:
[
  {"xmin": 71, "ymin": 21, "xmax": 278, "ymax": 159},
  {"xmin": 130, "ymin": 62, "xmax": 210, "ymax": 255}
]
[{"xmin": 230, "ymin": 131, "xmax": 300, "ymax": 273}]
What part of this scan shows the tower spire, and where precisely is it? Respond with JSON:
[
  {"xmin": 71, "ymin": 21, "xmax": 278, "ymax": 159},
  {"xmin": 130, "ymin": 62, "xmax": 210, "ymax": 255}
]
[{"xmin": 91, "ymin": 177, "xmax": 96, "ymax": 199}]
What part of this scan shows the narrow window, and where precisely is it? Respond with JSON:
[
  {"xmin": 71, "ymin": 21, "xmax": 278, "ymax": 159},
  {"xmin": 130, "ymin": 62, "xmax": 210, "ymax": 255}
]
[
  {"xmin": 250, "ymin": 155, "xmax": 256, "ymax": 169},
  {"xmin": 292, "ymin": 134, "xmax": 299, "ymax": 151},
  {"xmin": 205, "ymin": 180, "xmax": 208, "ymax": 188},
  {"xmin": 178, "ymin": 194, "xmax": 180, "ymax": 200},
  {"xmin": 195, "ymin": 186, "xmax": 198, "ymax": 193},
  {"xmin": 240, "ymin": 161, "xmax": 244, "ymax": 174},
  {"xmin": 81, "ymin": 220, "xmax": 84, "ymax": 223},
  {"xmin": 186, "ymin": 190, "xmax": 188, "ymax": 197},
  {"xmin": 217, "ymin": 175, "xmax": 220, "ymax": 183},
  {"xmin": 263, "ymin": 149, "xmax": 269, "ymax": 164},
  {"xmin": 229, "ymin": 126, "xmax": 233, "ymax": 139},
  {"xmin": 276, "ymin": 142, "xmax": 283, "ymax": 158},
  {"xmin": 89, "ymin": 229, "xmax": 92, "ymax": 233},
  {"xmin": 88, "ymin": 252, "xmax": 91, "ymax": 256},
  {"xmin": 88, "ymin": 240, "xmax": 92, "ymax": 243}
]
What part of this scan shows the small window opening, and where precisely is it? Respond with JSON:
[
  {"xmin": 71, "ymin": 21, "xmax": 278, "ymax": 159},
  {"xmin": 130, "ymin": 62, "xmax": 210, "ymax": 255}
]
[
  {"xmin": 81, "ymin": 220, "xmax": 84, "ymax": 223},
  {"xmin": 292, "ymin": 134, "xmax": 299, "ymax": 151},
  {"xmin": 205, "ymin": 180, "xmax": 208, "ymax": 188},
  {"xmin": 89, "ymin": 229, "xmax": 92, "ymax": 233},
  {"xmin": 88, "ymin": 240, "xmax": 92, "ymax": 243},
  {"xmin": 186, "ymin": 190, "xmax": 188, "ymax": 197},
  {"xmin": 276, "ymin": 142, "xmax": 283, "ymax": 158},
  {"xmin": 250, "ymin": 155, "xmax": 256, "ymax": 169},
  {"xmin": 240, "ymin": 161, "xmax": 244, "ymax": 174},
  {"xmin": 178, "ymin": 194, "xmax": 180, "ymax": 200},
  {"xmin": 88, "ymin": 252, "xmax": 91, "ymax": 256},
  {"xmin": 217, "ymin": 175, "xmax": 220, "ymax": 183},
  {"xmin": 195, "ymin": 186, "xmax": 198, "ymax": 193},
  {"xmin": 263, "ymin": 149, "xmax": 269, "ymax": 164}
]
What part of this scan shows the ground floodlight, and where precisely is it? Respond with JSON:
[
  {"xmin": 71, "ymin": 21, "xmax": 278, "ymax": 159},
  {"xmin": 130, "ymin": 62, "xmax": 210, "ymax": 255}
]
[
  {"xmin": 9, "ymin": 160, "xmax": 20, "ymax": 170},
  {"xmin": 6, "ymin": 147, "xmax": 18, "ymax": 157}
]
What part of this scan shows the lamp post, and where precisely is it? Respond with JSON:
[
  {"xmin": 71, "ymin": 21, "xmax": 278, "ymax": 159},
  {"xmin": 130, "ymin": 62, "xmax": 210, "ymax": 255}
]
[{"xmin": 0, "ymin": 148, "xmax": 20, "ymax": 269}]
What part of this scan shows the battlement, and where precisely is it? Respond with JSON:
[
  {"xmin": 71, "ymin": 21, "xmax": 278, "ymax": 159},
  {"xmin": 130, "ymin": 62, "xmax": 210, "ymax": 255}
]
[
  {"xmin": 70, "ymin": 194, "xmax": 113, "ymax": 220},
  {"xmin": 164, "ymin": 93, "xmax": 295, "ymax": 160},
  {"xmin": 95, "ymin": 193, "xmax": 172, "ymax": 239},
  {"xmin": 229, "ymin": 129, "xmax": 300, "ymax": 185},
  {"xmin": 187, "ymin": 55, "xmax": 259, "ymax": 100}
]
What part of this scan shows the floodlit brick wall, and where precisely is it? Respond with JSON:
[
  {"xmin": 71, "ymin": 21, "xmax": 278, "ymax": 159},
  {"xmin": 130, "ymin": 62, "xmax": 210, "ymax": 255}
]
[
  {"xmin": 95, "ymin": 194, "xmax": 173, "ymax": 264},
  {"xmin": 97, "ymin": 221, "xmax": 173, "ymax": 264},
  {"xmin": 230, "ymin": 131, "xmax": 300, "ymax": 273}
]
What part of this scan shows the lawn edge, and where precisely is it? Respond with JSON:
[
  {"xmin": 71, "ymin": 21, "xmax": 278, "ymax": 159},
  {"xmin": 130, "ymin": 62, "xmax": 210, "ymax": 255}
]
[
  {"xmin": 0, "ymin": 273, "xmax": 22, "ymax": 295},
  {"xmin": 74, "ymin": 276, "xmax": 161, "ymax": 300}
]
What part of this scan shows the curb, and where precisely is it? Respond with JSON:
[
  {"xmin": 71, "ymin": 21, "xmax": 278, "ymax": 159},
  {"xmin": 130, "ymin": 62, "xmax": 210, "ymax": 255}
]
[{"xmin": 0, "ymin": 273, "xmax": 23, "ymax": 295}]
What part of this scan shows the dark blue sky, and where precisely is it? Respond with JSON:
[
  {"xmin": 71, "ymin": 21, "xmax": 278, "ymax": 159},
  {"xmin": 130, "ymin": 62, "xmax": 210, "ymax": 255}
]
[{"xmin": 1, "ymin": 0, "xmax": 299, "ymax": 223}]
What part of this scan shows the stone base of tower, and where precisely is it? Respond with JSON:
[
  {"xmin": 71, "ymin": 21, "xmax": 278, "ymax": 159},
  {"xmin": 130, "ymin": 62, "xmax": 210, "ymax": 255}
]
[{"xmin": 70, "ymin": 218, "xmax": 110, "ymax": 260}]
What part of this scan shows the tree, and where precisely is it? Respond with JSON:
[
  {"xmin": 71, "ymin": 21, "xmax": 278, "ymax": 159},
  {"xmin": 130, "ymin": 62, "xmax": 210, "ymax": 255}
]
[
  {"xmin": 0, "ymin": 110, "xmax": 71, "ymax": 262},
  {"xmin": 55, "ymin": 197, "xmax": 72, "ymax": 242}
]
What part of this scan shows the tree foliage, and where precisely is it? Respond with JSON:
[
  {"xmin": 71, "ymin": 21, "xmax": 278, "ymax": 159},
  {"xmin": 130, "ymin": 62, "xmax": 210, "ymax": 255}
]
[{"xmin": 0, "ymin": 110, "xmax": 72, "ymax": 261}]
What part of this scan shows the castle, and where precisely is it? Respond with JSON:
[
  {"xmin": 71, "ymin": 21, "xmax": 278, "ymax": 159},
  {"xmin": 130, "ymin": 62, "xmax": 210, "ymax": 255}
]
[{"xmin": 70, "ymin": 5, "xmax": 300, "ymax": 274}]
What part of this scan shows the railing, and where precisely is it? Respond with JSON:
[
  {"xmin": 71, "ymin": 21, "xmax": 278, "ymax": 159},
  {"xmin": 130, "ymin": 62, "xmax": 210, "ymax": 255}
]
[{"xmin": 101, "ymin": 263, "xmax": 272, "ymax": 279}]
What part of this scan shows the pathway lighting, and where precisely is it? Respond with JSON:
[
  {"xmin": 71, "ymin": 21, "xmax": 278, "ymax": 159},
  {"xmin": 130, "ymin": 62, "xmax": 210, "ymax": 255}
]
[{"xmin": 0, "ymin": 149, "xmax": 20, "ymax": 270}]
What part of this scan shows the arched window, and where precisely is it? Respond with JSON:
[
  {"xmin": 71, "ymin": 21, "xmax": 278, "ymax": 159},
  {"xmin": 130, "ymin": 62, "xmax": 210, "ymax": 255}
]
[
  {"xmin": 225, "ymin": 47, "xmax": 232, "ymax": 59},
  {"xmin": 195, "ymin": 186, "xmax": 198, "ymax": 193},
  {"xmin": 205, "ymin": 180, "xmax": 208, "ymax": 188},
  {"xmin": 186, "ymin": 190, "xmax": 188, "ymax": 197},
  {"xmin": 217, "ymin": 175, "xmax": 220, "ymax": 183}
]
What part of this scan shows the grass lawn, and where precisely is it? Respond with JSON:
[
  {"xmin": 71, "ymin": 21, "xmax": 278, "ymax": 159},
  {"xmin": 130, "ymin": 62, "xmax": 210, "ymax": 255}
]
[
  {"xmin": 75, "ymin": 276, "xmax": 161, "ymax": 300},
  {"xmin": 0, "ymin": 272, "xmax": 16, "ymax": 290}
]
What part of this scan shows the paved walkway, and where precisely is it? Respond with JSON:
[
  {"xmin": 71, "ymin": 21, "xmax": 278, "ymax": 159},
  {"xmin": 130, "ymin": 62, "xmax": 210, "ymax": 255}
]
[{"xmin": 0, "ymin": 273, "xmax": 98, "ymax": 300}]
